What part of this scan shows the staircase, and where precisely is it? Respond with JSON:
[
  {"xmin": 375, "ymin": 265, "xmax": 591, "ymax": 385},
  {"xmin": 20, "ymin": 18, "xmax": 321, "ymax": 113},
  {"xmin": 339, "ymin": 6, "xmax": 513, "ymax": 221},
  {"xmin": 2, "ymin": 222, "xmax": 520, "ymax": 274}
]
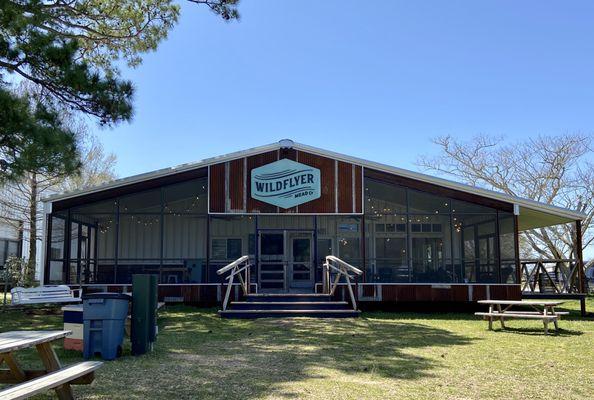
[
  {"xmin": 218, "ymin": 293, "xmax": 361, "ymax": 319},
  {"xmin": 216, "ymin": 255, "xmax": 363, "ymax": 319}
]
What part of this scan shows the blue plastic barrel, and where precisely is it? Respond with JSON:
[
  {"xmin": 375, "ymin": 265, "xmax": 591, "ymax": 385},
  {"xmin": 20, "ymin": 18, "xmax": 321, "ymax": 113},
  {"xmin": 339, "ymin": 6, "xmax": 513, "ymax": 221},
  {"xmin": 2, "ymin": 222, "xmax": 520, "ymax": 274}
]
[{"xmin": 82, "ymin": 292, "xmax": 130, "ymax": 360}]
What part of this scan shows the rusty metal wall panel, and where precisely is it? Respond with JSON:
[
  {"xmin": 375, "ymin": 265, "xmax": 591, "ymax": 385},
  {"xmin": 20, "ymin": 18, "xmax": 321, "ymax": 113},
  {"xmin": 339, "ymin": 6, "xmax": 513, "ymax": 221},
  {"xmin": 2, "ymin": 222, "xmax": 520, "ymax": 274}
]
[
  {"xmin": 489, "ymin": 285, "xmax": 521, "ymax": 300},
  {"xmin": 507, "ymin": 285, "xmax": 522, "ymax": 300},
  {"xmin": 452, "ymin": 285, "xmax": 469, "ymax": 302},
  {"xmin": 337, "ymin": 161, "xmax": 353, "ymax": 213},
  {"xmin": 246, "ymin": 151, "xmax": 279, "ymax": 213},
  {"xmin": 209, "ymin": 163, "xmax": 226, "ymax": 213},
  {"xmin": 279, "ymin": 148, "xmax": 298, "ymax": 213},
  {"xmin": 472, "ymin": 285, "xmax": 488, "ymax": 301},
  {"xmin": 209, "ymin": 149, "xmax": 365, "ymax": 214},
  {"xmin": 354, "ymin": 166, "xmax": 363, "ymax": 213},
  {"xmin": 279, "ymin": 148, "xmax": 297, "ymax": 161},
  {"xmin": 431, "ymin": 287, "xmax": 453, "ymax": 302},
  {"xmin": 295, "ymin": 151, "xmax": 336, "ymax": 213},
  {"xmin": 229, "ymin": 158, "xmax": 245, "ymax": 211},
  {"xmin": 181, "ymin": 285, "xmax": 201, "ymax": 302},
  {"xmin": 414, "ymin": 285, "xmax": 433, "ymax": 301},
  {"xmin": 157, "ymin": 285, "xmax": 182, "ymax": 301}
]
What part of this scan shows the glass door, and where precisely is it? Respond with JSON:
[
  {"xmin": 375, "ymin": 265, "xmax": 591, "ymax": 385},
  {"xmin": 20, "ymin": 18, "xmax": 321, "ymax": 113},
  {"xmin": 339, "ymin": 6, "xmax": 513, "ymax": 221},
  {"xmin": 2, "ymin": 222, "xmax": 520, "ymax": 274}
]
[
  {"xmin": 258, "ymin": 231, "xmax": 286, "ymax": 291},
  {"xmin": 288, "ymin": 232, "xmax": 314, "ymax": 289}
]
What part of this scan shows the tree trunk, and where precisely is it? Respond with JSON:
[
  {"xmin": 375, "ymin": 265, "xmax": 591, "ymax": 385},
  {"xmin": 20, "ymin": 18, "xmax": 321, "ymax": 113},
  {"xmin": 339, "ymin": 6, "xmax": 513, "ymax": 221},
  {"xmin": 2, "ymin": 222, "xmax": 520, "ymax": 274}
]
[{"xmin": 26, "ymin": 173, "xmax": 38, "ymax": 286}]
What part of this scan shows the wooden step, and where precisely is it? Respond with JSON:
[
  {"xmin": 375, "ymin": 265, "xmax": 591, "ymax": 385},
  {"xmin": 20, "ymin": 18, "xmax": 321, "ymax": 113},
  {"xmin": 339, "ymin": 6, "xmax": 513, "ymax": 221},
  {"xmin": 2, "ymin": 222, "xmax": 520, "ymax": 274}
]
[
  {"xmin": 230, "ymin": 301, "xmax": 350, "ymax": 310},
  {"xmin": 245, "ymin": 294, "xmax": 332, "ymax": 303},
  {"xmin": 218, "ymin": 309, "xmax": 360, "ymax": 319}
]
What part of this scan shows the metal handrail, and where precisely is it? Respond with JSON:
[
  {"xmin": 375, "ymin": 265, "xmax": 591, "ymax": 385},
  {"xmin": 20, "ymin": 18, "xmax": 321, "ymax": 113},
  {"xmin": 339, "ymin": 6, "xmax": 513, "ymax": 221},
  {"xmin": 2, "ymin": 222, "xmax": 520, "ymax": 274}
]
[
  {"xmin": 322, "ymin": 255, "xmax": 363, "ymax": 310},
  {"xmin": 217, "ymin": 255, "xmax": 250, "ymax": 275},
  {"xmin": 325, "ymin": 255, "xmax": 363, "ymax": 275},
  {"xmin": 217, "ymin": 255, "xmax": 252, "ymax": 311}
]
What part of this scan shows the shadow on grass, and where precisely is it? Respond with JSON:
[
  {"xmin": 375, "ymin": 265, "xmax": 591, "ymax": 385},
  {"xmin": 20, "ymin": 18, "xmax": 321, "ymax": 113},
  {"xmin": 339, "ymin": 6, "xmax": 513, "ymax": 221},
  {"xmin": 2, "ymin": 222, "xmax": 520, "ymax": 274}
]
[
  {"xmin": 150, "ymin": 306, "xmax": 476, "ymax": 398},
  {"xmin": 0, "ymin": 309, "xmax": 63, "ymax": 331},
  {"xmin": 488, "ymin": 326, "xmax": 583, "ymax": 336}
]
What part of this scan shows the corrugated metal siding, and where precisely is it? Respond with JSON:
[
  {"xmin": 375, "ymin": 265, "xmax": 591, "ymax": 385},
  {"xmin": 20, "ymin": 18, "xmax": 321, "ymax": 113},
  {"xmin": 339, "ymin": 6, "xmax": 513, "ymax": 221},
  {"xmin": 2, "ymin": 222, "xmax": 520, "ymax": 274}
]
[
  {"xmin": 337, "ymin": 161, "xmax": 352, "ymax": 213},
  {"xmin": 229, "ymin": 158, "xmax": 244, "ymax": 211},
  {"xmin": 354, "ymin": 166, "xmax": 363, "ymax": 213},
  {"xmin": 295, "ymin": 151, "xmax": 336, "ymax": 213},
  {"xmin": 209, "ymin": 164, "xmax": 225, "ymax": 213},
  {"xmin": 246, "ymin": 151, "xmax": 278, "ymax": 213},
  {"xmin": 208, "ymin": 149, "xmax": 364, "ymax": 214}
]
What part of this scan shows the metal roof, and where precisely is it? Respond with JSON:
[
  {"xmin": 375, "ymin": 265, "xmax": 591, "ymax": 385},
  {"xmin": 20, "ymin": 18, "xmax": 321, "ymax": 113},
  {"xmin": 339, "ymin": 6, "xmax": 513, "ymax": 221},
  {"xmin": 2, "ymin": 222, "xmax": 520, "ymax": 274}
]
[{"xmin": 44, "ymin": 139, "xmax": 586, "ymax": 222}]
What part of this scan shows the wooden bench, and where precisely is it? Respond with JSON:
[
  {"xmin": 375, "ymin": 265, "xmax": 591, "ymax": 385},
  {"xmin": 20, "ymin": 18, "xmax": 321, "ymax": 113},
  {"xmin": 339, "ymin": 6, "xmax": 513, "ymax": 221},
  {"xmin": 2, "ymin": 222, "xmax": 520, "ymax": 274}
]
[
  {"xmin": 475, "ymin": 312, "xmax": 560, "ymax": 333},
  {"xmin": 0, "ymin": 331, "xmax": 102, "ymax": 400},
  {"xmin": 475, "ymin": 300, "xmax": 566, "ymax": 335},
  {"xmin": 0, "ymin": 361, "xmax": 102, "ymax": 400},
  {"xmin": 11, "ymin": 286, "xmax": 81, "ymax": 306}
]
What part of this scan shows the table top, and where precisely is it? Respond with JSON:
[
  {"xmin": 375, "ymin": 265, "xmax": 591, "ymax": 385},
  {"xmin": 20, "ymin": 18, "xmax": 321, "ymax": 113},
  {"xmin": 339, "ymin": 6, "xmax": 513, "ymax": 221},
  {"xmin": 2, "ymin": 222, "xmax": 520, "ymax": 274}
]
[
  {"xmin": 478, "ymin": 300, "xmax": 565, "ymax": 306},
  {"xmin": 0, "ymin": 330, "xmax": 71, "ymax": 354}
]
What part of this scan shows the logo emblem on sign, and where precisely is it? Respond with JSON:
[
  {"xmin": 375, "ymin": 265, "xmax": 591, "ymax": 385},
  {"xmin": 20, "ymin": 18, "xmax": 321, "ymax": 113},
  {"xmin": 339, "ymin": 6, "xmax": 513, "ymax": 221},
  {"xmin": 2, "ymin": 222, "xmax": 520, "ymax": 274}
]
[{"xmin": 251, "ymin": 159, "xmax": 321, "ymax": 209}]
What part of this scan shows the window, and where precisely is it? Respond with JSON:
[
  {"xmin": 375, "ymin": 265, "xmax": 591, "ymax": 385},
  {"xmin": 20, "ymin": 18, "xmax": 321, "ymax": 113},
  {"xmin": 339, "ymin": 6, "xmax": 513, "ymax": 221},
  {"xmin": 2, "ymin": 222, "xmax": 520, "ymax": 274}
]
[
  {"xmin": 119, "ymin": 189, "xmax": 161, "ymax": 213},
  {"xmin": 211, "ymin": 238, "xmax": 242, "ymax": 260},
  {"xmin": 72, "ymin": 199, "xmax": 116, "ymax": 214},
  {"xmin": 452, "ymin": 214, "xmax": 498, "ymax": 283},
  {"xmin": 50, "ymin": 216, "xmax": 66, "ymax": 261},
  {"xmin": 498, "ymin": 212, "xmax": 517, "ymax": 283},
  {"xmin": 375, "ymin": 223, "xmax": 406, "ymax": 233},
  {"xmin": 163, "ymin": 178, "xmax": 207, "ymax": 214},
  {"xmin": 452, "ymin": 199, "xmax": 495, "ymax": 214},
  {"xmin": 0, "ymin": 238, "xmax": 21, "ymax": 267},
  {"xmin": 410, "ymin": 215, "xmax": 452, "ymax": 283},
  {"xmin": 408, "ymin": 190, "xmax": 451, "ymax": 214},
  {"xmin": 365, "ymin": 179, "xmax": 407, "ymax": 215},
  {"xmin": 374, "ymin": 237, "xmax": 407, "ymax": 282}
]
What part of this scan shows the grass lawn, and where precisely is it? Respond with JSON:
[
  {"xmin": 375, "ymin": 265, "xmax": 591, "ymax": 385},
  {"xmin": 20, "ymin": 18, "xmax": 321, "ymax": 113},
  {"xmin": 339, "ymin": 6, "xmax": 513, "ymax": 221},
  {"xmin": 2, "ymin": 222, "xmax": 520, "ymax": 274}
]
[{"xmin": 1, "ymin": 298, "xmax": 593, "ymax": 400}]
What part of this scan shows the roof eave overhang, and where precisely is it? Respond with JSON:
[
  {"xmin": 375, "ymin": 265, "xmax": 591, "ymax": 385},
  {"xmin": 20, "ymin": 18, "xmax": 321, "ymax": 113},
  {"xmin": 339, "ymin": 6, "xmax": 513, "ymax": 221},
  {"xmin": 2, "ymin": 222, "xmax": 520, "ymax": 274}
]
[{"xmin": 43, "ymin": 140, "xmax": 587, "ymax": 222}]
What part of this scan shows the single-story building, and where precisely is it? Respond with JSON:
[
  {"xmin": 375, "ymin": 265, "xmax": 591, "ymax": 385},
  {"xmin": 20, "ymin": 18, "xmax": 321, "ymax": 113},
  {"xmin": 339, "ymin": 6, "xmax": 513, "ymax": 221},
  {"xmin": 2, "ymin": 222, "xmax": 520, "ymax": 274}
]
[{"xmin": 40, "ymin": 140, "xmax": 588, "ymax": 312}]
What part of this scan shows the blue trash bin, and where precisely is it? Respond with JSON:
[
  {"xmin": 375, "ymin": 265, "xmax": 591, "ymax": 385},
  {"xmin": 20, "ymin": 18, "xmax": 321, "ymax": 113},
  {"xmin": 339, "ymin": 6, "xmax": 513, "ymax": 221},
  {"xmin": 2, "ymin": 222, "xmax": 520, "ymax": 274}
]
[{"xmin": 82, "ymin": 292, "xmax": 130, "ymax": 360}]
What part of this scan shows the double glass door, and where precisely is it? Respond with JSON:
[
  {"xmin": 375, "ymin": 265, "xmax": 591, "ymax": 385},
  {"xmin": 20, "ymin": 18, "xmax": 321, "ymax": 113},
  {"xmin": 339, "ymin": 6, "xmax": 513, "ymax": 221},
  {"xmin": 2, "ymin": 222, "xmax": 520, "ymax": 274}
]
[{"xmin": 258, "ymin": 230, "xmax": 314, "ymax": 292}]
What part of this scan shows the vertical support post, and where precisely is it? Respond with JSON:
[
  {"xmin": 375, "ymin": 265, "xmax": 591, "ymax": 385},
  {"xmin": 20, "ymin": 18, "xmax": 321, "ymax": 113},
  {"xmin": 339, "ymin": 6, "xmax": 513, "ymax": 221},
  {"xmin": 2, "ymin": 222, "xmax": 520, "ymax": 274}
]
[
  {"xmin": 205, "ymin": 215, "xmax": 210, "ymax": 283},
  {"xmin": 495, "ymin": 211, "xmax": 502, "ymax": 283},
  {"xmin": 254, "ymin": 216, "xmax": 258, "ymax": 290},
  {"xmin": 159, "ymin": 188, "xmax": 164, "ymax": 284},
  {"xmin": 322, "ymin": 262, "xmax": 327, "ymax": 294},
  {"xmin": 222, "ymin": 270, "xmax": 234, "ymax": 311},
  {"xmin": 513, "ymin": 214, "xmax": 521, "ymax": 285},
  {"xmin": 576, "ymin": 220, "xmax": 587, "ymax": 317},
  {"xmin": 246, "ymin": 259, "xmax": 250, "ymax": 295},
  {"xmin": 76, "ymin": 223, "xmax": 82, "ymax": 284},
  {"xmin": 313, "ymin": 215, "xmax": 319, "ymax": 285},
  {"xmin": 43, "ymin": 214, "xmax": 53, "ymax": 285},
  {"xmin": 405, "ymin": 188, "xmax": 412, "ymax": 283},
  {"xmin": 92, "ymin": 221, "xmax": 98, "ymax": 284},
  {"xmin": 114, "ymin": 199, "xmax": 120, "ymax": 284},
  {"xmin": 360, "ymin": 214, "xmax": 366, "ymax": 282},
  {"xmin": 64, "ymin": 209, "xmax": 71, "ymax": 285}
]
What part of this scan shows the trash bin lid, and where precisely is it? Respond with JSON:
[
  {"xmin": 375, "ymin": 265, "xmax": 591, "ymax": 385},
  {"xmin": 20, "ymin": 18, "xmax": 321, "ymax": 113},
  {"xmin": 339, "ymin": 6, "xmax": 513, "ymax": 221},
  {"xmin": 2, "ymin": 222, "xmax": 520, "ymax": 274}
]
[{"xmin": 82, "ymin": 292, "xmax": 131, "ymax": 301}]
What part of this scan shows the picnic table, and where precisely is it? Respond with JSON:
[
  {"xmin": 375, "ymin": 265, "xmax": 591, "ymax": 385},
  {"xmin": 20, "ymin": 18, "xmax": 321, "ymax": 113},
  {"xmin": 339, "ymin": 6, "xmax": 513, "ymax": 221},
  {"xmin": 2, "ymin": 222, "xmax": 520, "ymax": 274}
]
[
  {"xmin": 476, "ymin": 300, "xmax": 567, "ymax": 335},
  {"xmin": 0, "ymin": 330, "xmax": 102, "ymax": 399}
]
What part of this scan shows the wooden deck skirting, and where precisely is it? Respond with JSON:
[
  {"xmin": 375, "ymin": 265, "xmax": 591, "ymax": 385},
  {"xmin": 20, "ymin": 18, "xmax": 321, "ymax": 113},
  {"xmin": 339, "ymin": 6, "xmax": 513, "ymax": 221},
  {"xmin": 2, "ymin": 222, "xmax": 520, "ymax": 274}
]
[{"xmin": 71, "ymin": 283, "xmax": 524, "ymax": 305}]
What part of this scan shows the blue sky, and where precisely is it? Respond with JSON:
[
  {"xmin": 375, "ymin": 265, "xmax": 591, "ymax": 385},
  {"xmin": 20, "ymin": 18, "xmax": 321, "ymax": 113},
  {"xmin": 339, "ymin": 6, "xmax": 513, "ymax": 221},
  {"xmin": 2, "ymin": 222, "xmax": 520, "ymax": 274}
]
[{"xmin": 94, "ymin": 0, "xmax": 594, "ymax": 178}]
